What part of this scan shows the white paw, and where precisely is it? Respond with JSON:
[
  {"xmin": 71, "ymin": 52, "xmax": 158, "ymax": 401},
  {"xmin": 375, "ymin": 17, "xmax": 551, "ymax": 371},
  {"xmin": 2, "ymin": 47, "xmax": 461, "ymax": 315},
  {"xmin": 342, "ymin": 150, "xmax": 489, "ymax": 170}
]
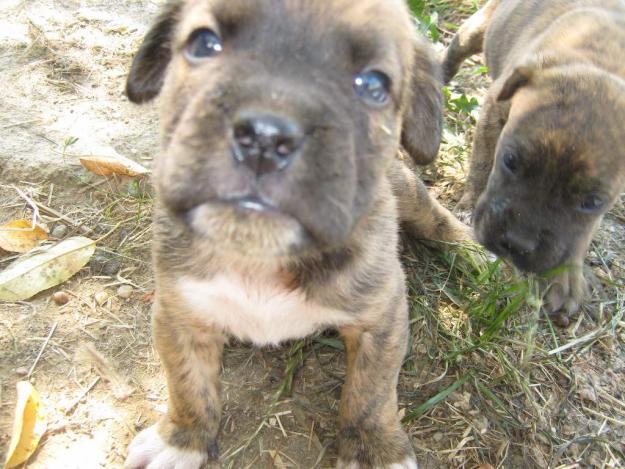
[
  {"xmin": 337, "ymin": 456, "xmax": 418, "ymax": 469},
  {"xmin": 125, "ymin": 424, "xmax": 208, "ymax": 469}
]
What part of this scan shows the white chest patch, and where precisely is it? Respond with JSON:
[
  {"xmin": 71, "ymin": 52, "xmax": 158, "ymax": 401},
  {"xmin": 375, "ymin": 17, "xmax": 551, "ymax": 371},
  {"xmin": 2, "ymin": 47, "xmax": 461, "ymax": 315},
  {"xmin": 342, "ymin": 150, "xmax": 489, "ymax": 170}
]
[{"xmin": 177, "ymin": 273, "xmax": 353, "ymax": 346}]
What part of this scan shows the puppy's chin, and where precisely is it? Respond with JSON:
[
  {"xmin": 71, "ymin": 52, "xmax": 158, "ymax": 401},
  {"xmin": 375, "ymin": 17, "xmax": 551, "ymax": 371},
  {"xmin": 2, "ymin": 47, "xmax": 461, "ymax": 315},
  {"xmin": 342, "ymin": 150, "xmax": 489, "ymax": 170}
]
[{"xmin": 185, "ymin": 201, "xmax": 310, "ymax": 258}]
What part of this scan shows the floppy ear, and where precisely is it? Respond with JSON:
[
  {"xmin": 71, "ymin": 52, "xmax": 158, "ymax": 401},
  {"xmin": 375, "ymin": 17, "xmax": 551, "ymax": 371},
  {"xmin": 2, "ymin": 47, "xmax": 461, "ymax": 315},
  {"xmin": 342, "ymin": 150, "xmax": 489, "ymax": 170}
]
[
  {"xmin": 496, "ymin": 65, "xmax": 534, "ymax": 102},
  {"xmin": 126, "ymin": 1, "xmax": 183, "ymax": 103},
  {"xmin": 400, "ymin": 36, "xmax": 444, "ymax": 165}
]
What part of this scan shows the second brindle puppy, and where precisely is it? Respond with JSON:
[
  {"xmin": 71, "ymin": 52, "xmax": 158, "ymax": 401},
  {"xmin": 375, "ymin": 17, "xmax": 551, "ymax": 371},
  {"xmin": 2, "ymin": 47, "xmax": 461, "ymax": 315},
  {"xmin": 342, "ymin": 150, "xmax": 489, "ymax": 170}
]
[{"xmin": 443, "ymin": 0, "xmax": 625, "ymax": 320}]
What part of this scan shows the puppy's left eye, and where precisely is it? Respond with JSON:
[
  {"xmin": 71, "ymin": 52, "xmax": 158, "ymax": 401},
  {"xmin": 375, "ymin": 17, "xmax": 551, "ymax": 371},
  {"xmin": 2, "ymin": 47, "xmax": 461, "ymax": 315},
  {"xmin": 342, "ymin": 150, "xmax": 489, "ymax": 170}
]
[
  {"xmin": 577, "ymin": 193, "xmax": 605, "ymax": 214},
  {"xmin": 185, "ymin": 28, "xmax": 223, "ymax": 61},
  {"xmin": 353, "ymin": 70, "xmax": 391, "ymax": 106}
]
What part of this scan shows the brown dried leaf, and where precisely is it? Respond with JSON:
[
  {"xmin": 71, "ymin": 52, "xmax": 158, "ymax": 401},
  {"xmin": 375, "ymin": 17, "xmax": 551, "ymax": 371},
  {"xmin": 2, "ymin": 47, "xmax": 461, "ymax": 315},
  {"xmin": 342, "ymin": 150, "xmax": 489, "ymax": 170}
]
[
  {"xmin": 79, "ymin": 155, "xmax": 149, "ymax": 177},
  {"xmin": 0, "ymin": 220, "xmax": 48, "ymax": 253},
  {"xmin": 75, "ymin": 344, "xmax": 134, "ymax": 400}
]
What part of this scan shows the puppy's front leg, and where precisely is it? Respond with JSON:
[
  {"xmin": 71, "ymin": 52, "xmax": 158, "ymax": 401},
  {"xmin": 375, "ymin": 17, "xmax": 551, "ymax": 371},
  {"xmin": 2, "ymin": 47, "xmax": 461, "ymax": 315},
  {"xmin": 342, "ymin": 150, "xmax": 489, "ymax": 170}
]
[
  {"xmin": 126, "ymin": 295, "xmax": 223, "ymax": 469},
  {"xmin": 543, "ymin": 218, "xmax": 601, "ymax": 321},
  {"xmin": 440, "ymin": 0, "xmax": 501, "ymax": 83},
  {"xmin": 390, "ymin": 158, "xmax": 473, "ymax": 243},
  {"xmin": 337, "ymin": 293, "xmax": 417, "ymax": 469},
  {"xmin": 456, "ymin": 94, "xmax": 507, "ymax": 213}
]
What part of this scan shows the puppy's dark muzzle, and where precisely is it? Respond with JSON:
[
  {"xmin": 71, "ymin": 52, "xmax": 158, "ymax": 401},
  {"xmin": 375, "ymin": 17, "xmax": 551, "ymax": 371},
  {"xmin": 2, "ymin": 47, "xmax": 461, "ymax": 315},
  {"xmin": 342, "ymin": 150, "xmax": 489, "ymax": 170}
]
[
  {"xmin": 475, "ymin": 195, "xmax": 566, "ymax": 273},
  {"xmin": 231, "ymin": 111, "xmax": 304, "ymax": 176}
]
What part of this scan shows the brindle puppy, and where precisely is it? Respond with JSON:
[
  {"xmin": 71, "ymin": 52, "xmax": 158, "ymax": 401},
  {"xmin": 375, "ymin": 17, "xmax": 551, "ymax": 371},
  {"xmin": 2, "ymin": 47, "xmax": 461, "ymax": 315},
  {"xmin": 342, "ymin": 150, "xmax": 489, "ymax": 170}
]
[
  {"xmin": 124, "ymin": 1, "xmax": 471, "ymax": 468},
  {"xmin": 442, "ymin": 0, "xmax": 625, "ymax": 319}
]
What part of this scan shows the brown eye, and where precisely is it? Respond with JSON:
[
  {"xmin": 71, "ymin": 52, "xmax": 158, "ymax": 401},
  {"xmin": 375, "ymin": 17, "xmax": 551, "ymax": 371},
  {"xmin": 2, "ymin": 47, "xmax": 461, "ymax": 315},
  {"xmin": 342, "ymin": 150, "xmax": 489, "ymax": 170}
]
[
  {"xmin": 502, "ymin": 150, "xmax": 519, "ymax": 174},
  {"xmin": 185, "ymin": 28, "xmax": 223, "ymax": 61},
  {"xmin": 577, "ymin": 193, "xmax": 605, "ymax": 214}
]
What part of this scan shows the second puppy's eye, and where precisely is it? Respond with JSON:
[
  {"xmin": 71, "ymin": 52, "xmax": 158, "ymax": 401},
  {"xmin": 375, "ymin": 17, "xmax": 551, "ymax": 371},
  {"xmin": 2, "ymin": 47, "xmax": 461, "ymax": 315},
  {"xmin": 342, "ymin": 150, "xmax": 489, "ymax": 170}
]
[
  {"xmin": 185, "ymin": 29, "xmax": 223, "ymax": 60},
  {"xmin": 577, "ymin": 193, "xmax": 605, "ymax": 214},
  {"xmin": 353, "ymin": 70, "xmax": 391, "ymax": 106},
  {"xmin": 502, "ymin": 150, "xmax": 519, "ymax": 174}
]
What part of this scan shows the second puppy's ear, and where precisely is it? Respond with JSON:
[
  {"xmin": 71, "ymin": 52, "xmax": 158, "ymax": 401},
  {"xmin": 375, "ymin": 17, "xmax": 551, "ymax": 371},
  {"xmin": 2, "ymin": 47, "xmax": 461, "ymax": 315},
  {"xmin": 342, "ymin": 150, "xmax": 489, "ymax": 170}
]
[
  {"xmin": 401, "ymin": 36, "xmax": 443, "ymax": 166},
  {"xmin": 126, "ymin": 1, "xmax": 183, "ymax": 103},
  {"xmin": 496, "ymin": 65, "xmax": 534, "ymax": 102}
]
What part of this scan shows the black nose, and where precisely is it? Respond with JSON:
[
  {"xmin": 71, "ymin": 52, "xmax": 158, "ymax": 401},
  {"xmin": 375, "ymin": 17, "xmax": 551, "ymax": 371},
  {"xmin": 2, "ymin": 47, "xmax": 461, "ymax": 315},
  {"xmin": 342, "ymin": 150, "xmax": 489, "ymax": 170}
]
[
  {"xmin": 231, "ymin": 111, "xmax": 303, "ymax": 175},
  {"xmin": 496, "ymin": 230, "xmax": 538, "ymax": 258}
]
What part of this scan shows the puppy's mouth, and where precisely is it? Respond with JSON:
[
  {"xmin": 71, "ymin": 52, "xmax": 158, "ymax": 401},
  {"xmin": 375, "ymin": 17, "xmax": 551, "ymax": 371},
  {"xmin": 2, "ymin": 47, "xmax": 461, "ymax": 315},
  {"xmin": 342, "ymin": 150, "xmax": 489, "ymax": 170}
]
[
  {"xmin": 179, "ymin": 194, "xmax": 312, "ymax": 255},
  {"xmin": 184, "ymin": 194, "xmax": 296, "ymax": 223},
  {"xmin": 227, "ymin": 195, "xmax": 278, "ymax": 214}
]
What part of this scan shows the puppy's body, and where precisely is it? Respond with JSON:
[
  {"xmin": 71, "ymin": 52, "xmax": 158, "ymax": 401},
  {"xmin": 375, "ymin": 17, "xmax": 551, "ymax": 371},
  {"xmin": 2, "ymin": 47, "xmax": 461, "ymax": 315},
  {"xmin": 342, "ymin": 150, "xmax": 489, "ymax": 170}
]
[
  {"xmin": 443, "ymin": 0, "xmax": 625, "ymax": 316},
  {"xmin": 125, "ymin": 1, "xmax": 470, "ymax": 468}
]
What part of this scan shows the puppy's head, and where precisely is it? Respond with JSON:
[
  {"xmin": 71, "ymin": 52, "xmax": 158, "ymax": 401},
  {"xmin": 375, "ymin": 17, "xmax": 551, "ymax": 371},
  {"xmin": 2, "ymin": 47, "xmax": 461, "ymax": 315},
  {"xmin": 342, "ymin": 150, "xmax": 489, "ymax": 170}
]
[
  {"xmin": 127, "ymin": 0, "xmax": 442, "ymax": 257},
  {"xmin": 474, "ymin": 63, "xmax": 625, "ymax": 272}
]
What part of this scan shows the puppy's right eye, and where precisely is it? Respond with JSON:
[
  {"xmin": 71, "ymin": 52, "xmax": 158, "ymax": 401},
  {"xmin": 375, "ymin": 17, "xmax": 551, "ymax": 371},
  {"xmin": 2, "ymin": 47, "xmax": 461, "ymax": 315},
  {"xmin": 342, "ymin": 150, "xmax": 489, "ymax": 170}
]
[
  {"xmin": 502, "ymin": 151, "xmax": 519, "ymax": 174},
  {"xmin": 185, "ymin": 29, "xmax": 223, "ymax": 61},
  {"xmin": 353, "ymin": 70, "xmax": 391, "ymax": 107}
]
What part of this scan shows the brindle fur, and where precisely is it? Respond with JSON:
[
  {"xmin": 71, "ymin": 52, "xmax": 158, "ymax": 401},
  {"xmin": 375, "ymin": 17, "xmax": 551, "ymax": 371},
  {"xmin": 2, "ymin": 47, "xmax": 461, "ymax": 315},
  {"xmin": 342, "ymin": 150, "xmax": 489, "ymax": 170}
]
[
  {"xmin": 125, "ymin": 1, "xmax": 471, "ymax": 468},
  {"xmin": 442, "ymin": 0, "xmax": 625, "ymax": 318}
]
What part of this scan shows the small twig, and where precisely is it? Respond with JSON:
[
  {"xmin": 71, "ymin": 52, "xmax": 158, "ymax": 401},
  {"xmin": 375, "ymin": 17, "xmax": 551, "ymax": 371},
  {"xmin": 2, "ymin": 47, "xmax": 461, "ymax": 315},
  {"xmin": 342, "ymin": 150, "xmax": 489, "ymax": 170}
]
[
  {"xmin": 8, "ymin": 185, "xmax": 40, "ymax": 232},
  {"xmin": 0, "ymin": 119, "xmax": 39, "ymax": 130},
  {"xmin": 65, "ymin": 377, "xmax": 100, "ymax": 414},
  {"xmin": 547, "ymin": 328, "xmax": 605, "ymax": 355},
  {"xmin": 27, "ymin": 321, "xmax": 58, "ymax": 378},
  {"xmin": 34, "ymin": 200, "xmax": 92, "ymax": 235}
]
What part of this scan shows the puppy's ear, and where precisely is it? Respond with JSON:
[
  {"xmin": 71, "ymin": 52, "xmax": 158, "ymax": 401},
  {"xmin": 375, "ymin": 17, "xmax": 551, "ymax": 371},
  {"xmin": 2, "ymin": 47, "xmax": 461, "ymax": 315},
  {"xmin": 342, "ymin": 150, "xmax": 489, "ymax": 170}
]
[
  {"xmin": 126, "ymin": 1, "xmax": 183, "ymax": 103},
  {"xmin": 496, "ymin": 66, "xmax": 534, "ymax": 102},
  {"xmin": 401, "ymin": 36, "xmax": 443, "ymax": 166}
]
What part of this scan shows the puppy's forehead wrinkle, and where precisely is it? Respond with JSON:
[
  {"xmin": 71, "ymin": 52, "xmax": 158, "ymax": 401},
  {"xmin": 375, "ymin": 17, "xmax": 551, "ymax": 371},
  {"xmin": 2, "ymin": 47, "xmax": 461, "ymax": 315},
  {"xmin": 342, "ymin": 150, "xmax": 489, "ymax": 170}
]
[{"xmin": 184, "ymin": 0, "xmax": 411, "ymax": 71}]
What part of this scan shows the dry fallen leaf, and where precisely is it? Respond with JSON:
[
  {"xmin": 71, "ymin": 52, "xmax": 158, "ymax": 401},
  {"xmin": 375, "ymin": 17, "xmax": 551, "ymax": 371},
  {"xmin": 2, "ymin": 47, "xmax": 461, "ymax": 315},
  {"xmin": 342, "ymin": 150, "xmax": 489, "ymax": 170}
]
[
  {"xmin": 79, "ymin": 155, "xmax": 149, "ymax": 177},
  {"xmin": 4, "ymin": 381, "xmax": 47, "ymax": 469},
  {"xmin": 75, "ymin": 343, "xmax": 134, "ymax": 400},
  {"xmin": 0, "ymin": 236, "xmax": 96, "ymax": 301},
  {"xmin": 0, "ymin": 220, "xmax": 48, "ymax": 253}
]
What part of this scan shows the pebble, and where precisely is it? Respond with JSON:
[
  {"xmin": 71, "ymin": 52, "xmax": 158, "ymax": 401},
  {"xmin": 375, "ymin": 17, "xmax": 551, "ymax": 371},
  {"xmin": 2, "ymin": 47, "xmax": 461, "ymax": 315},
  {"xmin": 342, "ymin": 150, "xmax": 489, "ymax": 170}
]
[
  {"xmin": 52, "ymin": 291, "xmax": 70, "ymax": 305},
  {"xmin": 90, "ymin": 253, "xmax": 122, "ymax": 276},
  {"xmin": 95, "ymin": 290, "xmax": 109, "ymax": 306},
  {"xmin": 432, "ymin": 432, "xmax": 444, "ymax": 442},
  {"xmin": 51, "ymin": 223, "xmax": 69, "ymax": 239},
  {"xmin": 579, "ymin": 385, "xmax": 597, "ymax": 403},
  {"xmin": 554, "ymin": 314, "xmax": 570, "ymax": 328},
  {"xmin": 14, "ymin": 366, "xmax": 28, "ymax": 376},
  {"xmin": 117, "ymin": 285, "xmax": 134, "ymax": 299}
]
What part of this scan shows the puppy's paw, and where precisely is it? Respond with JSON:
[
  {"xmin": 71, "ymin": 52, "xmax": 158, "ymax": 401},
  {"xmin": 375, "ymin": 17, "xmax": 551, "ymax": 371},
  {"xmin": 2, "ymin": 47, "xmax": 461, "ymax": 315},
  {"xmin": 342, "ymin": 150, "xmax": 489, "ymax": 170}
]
[
  {"xmin": 453, "ymin": 194, "xmax": 476, "ymax": 225},
  {"xmin": 455, "ymin": 190, "xmax": 478, "ymax": 213},
  {"xmin": 337, "ymin": 425, "xmax": 416, "ymax": 469},
  {"xmin": 543, "ymin": 269, "xmax": 588, "ymax": 326},
  {"xmin": 126, "ymin": 424, "xmax": 215, "ymax": 469},
  {"xmin": 336, "ymin": 456, "xmax": 418, "ymax": 469}
]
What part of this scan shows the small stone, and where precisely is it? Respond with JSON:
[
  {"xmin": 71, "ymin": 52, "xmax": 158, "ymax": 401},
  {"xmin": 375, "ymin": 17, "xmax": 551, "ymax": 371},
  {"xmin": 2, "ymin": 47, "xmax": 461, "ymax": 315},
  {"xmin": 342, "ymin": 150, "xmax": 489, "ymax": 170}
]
[
  {"xmin": 52, "ymin": 291, "xmax": 70, "ymax": 305},
  {"xmin": 95, "ymin": 290, "xmax": 109, "ymax": 306},
  {"xmin": 102, "ymin": 259, "xmax": 121, "ymax": 276},
  {"xmin": 14, "ymin": 366, "xmax": 28, "ymax": 376},
  {"xmin": 432, "ymin": 432, "xmax": 444, "ymax": 442},
  {"xmin": 90, "ymin": 253, "xmax": 121, "ymax": 276},
  {"xmin": 579, "ymin": 385, "xmax": 597, "ymax": 403},
  {"xmin": 555, "ymin": 313, "xmax": 570, "ymax": 328},
  {"xmin": 117, "ymin": 285, "xmax": 134, "ymax": 299},
  {"xmin": 51, "ymin": 223, "xmax": 69, "ymax": 239}
]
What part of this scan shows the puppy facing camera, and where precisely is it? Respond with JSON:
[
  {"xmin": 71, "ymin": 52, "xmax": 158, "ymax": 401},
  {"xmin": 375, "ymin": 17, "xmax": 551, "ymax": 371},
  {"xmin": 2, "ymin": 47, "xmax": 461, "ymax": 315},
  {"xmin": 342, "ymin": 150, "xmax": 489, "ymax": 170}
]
[{"xmin": 125, "ymin": 1, "xmax": 471, "ymax": 468}]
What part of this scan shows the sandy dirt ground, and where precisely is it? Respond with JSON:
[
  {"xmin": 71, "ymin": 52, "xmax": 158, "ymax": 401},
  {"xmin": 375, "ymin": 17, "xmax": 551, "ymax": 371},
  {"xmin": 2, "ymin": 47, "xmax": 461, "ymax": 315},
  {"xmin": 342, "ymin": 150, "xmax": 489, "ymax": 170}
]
[{"xmin": 1, "ymin": 1, "xmax": 624, "ymax": 468}]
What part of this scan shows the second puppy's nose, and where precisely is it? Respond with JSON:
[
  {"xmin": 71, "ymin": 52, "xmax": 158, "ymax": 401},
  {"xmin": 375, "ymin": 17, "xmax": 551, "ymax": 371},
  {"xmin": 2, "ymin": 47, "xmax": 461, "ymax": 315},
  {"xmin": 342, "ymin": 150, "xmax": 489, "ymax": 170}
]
[
  {"xmin": 231, "ymin": 111, "xmax": 303, "ymax": 175},
  {"xmin": 498, "ymin": 229, "xmax": 538, "ymax": 257}
]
